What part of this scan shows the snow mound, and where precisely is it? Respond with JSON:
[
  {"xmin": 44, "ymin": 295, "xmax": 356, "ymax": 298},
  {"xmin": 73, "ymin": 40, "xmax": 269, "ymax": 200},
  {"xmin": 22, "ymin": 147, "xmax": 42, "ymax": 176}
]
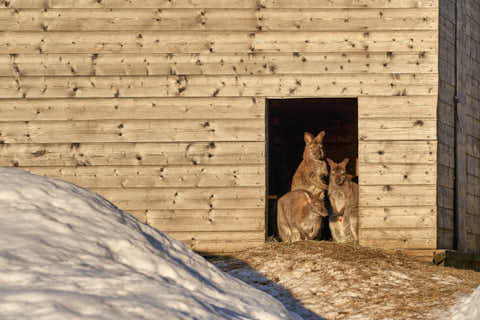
[
  {"xmin": 0, "ymin": 168, "xmax": 299, "ymax": 320},
  {"xmin": 451, "ymin": 286, "xmax": 480, "ymax": 320}
]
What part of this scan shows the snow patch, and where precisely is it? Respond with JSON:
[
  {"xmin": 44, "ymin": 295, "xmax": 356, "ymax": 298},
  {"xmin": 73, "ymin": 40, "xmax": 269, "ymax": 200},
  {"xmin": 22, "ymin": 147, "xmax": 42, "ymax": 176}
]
[
  {"xmin": 0, "ymin": 168, "xmax": 299, "ymax": 320},
  {"xmin": 450, "ymin": 286, "xmax": 480, "ymax": 320}
]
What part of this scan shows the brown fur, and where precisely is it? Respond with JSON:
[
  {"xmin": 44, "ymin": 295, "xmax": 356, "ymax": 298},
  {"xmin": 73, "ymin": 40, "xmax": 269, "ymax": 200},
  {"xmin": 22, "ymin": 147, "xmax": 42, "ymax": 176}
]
[
  {"xmin": 327, "ymin": 158, "xmax": 359, "ymax": 244},
  {"xmin": 277, "ymin": 190, "xmax": 328, "ymax": 243},
  {"xmin": 291, "ymin": 131, "xmax": 329, "ymax": 199}
]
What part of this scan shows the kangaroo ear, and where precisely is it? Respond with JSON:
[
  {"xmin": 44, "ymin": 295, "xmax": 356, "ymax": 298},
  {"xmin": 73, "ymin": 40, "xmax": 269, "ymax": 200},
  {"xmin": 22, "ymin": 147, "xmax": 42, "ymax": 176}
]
[
  {"xmin": 326, "ymin": 158, "xmax": 335, "ymax": 168},
  {"xmin": 315, "ymin": 131, "xmax": 326, "ymax": 142},
  {"xmin": 341, "ymin": 158, "xmax": 350, "ymax": 168},
  {"xmin": 304, "ymin": 132, "xmax": 314, "ymax": 144}
]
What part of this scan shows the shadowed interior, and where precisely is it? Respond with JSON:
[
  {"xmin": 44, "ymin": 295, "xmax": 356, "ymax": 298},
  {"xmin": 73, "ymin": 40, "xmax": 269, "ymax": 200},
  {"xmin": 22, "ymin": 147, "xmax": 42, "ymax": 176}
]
[{"xmin": 266, "ymin": 98, "xmax": 358, "ymax": 238}]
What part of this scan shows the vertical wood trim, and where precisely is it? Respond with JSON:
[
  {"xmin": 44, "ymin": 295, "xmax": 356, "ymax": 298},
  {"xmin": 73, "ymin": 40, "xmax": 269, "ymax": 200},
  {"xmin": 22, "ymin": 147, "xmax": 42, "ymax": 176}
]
[
  {"xmin": 455, "ymin": 0, "xmax": 468, "ymax": 251},
  {"xmin": 264, "ymin": 98, "xmax": 269, "ymax": 241},
  {"xmin": 434, "ymin": 2, "xmax": 439, "ymax": 250}
]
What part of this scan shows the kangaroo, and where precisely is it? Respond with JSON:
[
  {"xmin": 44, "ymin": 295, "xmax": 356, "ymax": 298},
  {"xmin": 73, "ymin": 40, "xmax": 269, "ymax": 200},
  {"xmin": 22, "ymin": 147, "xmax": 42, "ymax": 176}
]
[
  {"xmin": 277, "ymin": 190, "xmax": 328, "ymax": 243},
  {"xmin": 327, "ymin": 158, "xmax": 359, "ymax": 244},
  {"xmin": 291, "ymin": 131, "xmax": 329, "ymax": 199}
]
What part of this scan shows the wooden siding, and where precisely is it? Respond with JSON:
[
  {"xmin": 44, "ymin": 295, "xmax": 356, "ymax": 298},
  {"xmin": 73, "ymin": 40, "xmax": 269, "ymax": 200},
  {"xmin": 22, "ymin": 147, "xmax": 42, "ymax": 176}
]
[
  {"xmin": 358, "ymin": 96, "xmax": 438, "ymax": 249},
  {"xmin": 437, "ymin": 0, "xmax": 455, "ymax": 250},
  {"xmin": 0, "ymin": 0, "xmax": 439, "ymax": 252},
  {"xmin": 455, "ymin": 0, "xmax": 480, "ymax": 253},
  {"xmin": 436, "ymin": 0, "xmax": 480, "ymax": 254}
]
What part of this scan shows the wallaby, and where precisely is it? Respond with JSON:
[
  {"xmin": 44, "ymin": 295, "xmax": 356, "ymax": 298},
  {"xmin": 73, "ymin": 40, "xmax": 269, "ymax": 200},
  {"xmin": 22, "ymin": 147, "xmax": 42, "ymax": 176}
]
[
  {"xmin": 291, "ymin": 131, "xmax": 329, "ymax": 198},
  {"xmin": 327, "ymin": 158, "xmax": 359, "ymax": 244},
  {"xmin": 277, "ymin": 189, "xmax": 328, "ymax": 243}
]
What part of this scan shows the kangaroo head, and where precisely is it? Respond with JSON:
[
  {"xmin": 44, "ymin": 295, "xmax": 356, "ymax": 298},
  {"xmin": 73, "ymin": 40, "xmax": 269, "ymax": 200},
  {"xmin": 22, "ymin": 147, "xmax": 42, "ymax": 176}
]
[
  {"xmin": 327, "ymin": 158, "xmax": 349, "ymax": 185},
  {"xmin": 303, "ymin": 131, "xmax": 325, "ymax": 161}
]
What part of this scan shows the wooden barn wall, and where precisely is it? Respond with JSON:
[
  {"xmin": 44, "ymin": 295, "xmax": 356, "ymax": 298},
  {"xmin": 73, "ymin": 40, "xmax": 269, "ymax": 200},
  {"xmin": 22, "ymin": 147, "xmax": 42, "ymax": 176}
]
[
  {"xmin": 0, "ymin": 0, "xmax": 438, "ymax": 252},
  {"xmin": 454, "ymin": 0, "xmax": 480, "ymax": 253},
  {"xmin": 437, "ymin": 0, "xmax": 455, "ymax": 249}
]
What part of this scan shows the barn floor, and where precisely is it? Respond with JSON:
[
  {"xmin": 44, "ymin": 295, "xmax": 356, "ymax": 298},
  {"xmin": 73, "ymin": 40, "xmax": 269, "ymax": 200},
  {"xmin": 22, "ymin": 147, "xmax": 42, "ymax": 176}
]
[{"xmin": 206, "ymin": 241, "xmax": 480, "ymax": 320}]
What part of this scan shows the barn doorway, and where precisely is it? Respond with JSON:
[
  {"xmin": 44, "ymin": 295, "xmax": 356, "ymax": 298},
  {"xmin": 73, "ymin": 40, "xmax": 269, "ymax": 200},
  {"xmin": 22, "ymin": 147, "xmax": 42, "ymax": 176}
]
[{"xmin": 266, "ymin": 98, "xmax": 358, "ymax": 239}]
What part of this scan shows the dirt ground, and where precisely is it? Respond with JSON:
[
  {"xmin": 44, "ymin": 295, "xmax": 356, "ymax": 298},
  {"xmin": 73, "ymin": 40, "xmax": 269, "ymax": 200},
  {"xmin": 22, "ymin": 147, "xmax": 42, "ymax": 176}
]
[{"xmin": 206, "ymin": 241, "xmax": 480, "ymax": 320}]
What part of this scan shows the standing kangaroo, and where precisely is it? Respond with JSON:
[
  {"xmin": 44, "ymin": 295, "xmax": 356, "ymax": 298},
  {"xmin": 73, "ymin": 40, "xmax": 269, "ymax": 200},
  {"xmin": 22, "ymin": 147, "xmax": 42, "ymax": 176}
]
[
  {"xmin": 327, "ymin": 158, "xmax": 359, "ymax": 244},
  {"xmin": 277, "ymin": 189, "xmax": 328, "ymax": 243},
  {"xmin": 291, "ymin": 131, "xmax": 329, "ymax": 198}
]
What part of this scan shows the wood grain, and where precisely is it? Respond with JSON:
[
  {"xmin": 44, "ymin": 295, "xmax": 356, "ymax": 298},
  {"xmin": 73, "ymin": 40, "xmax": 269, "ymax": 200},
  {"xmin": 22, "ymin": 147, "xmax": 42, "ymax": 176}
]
[
  {"xmin": 359, "ymin": 185, "xmax": 437, "ymax": 207},
  {"xmin": 0, "ymin": 52, "xmax": 437, "ymax": 76},
  {"xmin": 0, "ymin": 119, "xmax": 265, "ymax": 143},
  {"xmin": 0, "ymin": 74, "xmax": 437, "ymax": 99},
  {"xmin": 0, "ymin": 8, "xmax": 436, "ymax": 31},
  {"xmin": 25, "ymin": 165, "xmax": 265, "ymax": 188},
  {"xmin": 359, "ymin": 237, "xmax": 435, "ymax": 249},
  {"xmin": 149, "ymin": 209, "xmax": 264, "ymax": 232},
  {"xmin": 0, "ymin": 31, "xmax": 437, "ymax": 54},
  {"xmin": 359, "ymin": 119, "xmax": 436, "ymax": 141},
  {"xmin": 0, "ymin": 0, "xmax": 442, "ymax": 252},
  {"xmin": 359, "ymin": 163, "xmax": 436, "ymax": 185},
  {"xmin": 359, "ymin": 141, "xmax": 436, "ymax": 164},
  {"xmin": 0, "ymin": 142, "xmax": 265, "ymax": 167},
  {"xmin": 94, "ymin": 187, "xmax": 265, "ymax": 210},
  {"xmin": 358, "ymin": 96, "xmax": 437, "ymax": 119},
  {"xmin": 0, "ymin": 0, "xmax": 437, "ymax": 9},
  {"xmin": 0, "ymin": 97, "xmax": 265, "ymax": 121}
]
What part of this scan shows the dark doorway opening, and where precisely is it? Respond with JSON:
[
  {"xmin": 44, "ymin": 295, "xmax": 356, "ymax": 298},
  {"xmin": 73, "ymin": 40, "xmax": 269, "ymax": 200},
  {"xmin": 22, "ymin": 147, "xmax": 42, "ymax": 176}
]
[{"xmin": 266, "ymin": 98, "xmax": 358, "ymax": 239}]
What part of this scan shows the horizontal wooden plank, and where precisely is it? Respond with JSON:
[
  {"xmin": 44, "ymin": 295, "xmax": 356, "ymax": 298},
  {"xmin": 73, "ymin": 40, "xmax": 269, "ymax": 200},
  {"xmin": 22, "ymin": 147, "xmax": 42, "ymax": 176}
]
[
  {"xmin": 145, "ymin": 208, "xmax": 264, "ymax": 220},
  {"xmin": 261, "ymin": 0, "xmax": 437, "ymax": 9},
  {"xmin": 0, "ymin": 52, "xmax": 437, "ymax": 76},
  {"xmin": 164, "ymin": 230, "xmax": 265, "ymax": 242},
  {"xmin": 358, "ymin": 96, "xmax": 437, "ymax": 119},
  {"xmin": 0, "ymin": 8, "xmax": 436, "ymax": 31},
  {"xmin": 93, "ymin": 187, "xmax": 265, "ymax": 210},
  {"xmin": 186, "ymin": 240, "xmax": 265, "ymax": 253},
  {"xmin": 149, "ymin": 210, "xmax": 265, "ymax": 232},
  {"xmin": 1, "ymin": 0, "xmax": 259, "ymax": 8},
  {"xmin": 0, "ymin": 31, "xmax": 437, "ymax": 54},
  {"xmin": 127, "ymin": 210, "xmax": 147, "ymax": 223},
  {"xmin": 359, "ymin": 118, "xmax": 436, "ymax": 141},
  {"xmin": 360, "ymin": 214, "xmax": 435, "ymax": 229},
  {"xmin": 0, "ymin": 0, "xmax": 437, "ymax": 9},
  {"xmin": 0, "ymin": 142, "xmax": 265, "ymax": 166},
  {"xmin": 25, "ymin": 165, "xmax": 265, "ymax": 188},
  {"xmin": 359, "ymin": 163, "xmax": 435, "ymax": 185},
  {"xmin": 258, "ymin": 8, "xmax": 436, "ymax": 31},
  {"xmin": 255, "ymin": 30, "xmax": 437, "ymax": 53},
  {"xmin": 359, "ymin": 206, "xmax": 436, "ymax": 216},
  {"xmin": 361, "ymin": 215, "xmax": 436, "ymax": 229},
  {"xmin": 360, "ymin": 228, "xmax": 435, "ymax": 239},
  {"xmin": 0, "ymin": 74, "xmax": 438, "ymax": 99},
  {"xmin": 0, "ymin": 98, "xmax": 264, "ymax": 121},
  {"xmin": 0, "ymin": 119, "xmax": 265, "ymax": 143},
  {"xmin": 359, "ymin": 185, "xmax": 436, "ymax": 206},
  {"xmin": 359, "ymin": 237, "xmax": 435, "ymax": 249},
  {"xmin": 358, "ymin": 141, "xmax": 436, "ymax": 163},
  {"xmin": 0, "ymin": 9, "xmax": 258, "ymax": 31}
]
